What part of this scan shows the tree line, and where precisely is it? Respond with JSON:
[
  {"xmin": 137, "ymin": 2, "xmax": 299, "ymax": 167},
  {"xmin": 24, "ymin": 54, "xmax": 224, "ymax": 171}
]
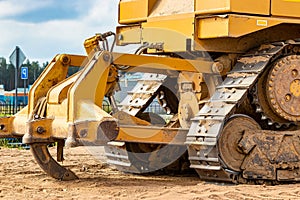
[{"xmin": 0, "ymin": 57, "xmax": 48, "ymax": 91}]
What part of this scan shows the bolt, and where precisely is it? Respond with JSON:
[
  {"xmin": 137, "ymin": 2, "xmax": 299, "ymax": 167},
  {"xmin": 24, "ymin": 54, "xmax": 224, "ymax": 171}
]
[
  {"xmin": 285, "ymin": 94, "xmax": 291, "ymax": 102},
  {"xmin": 271, "ymin": 99, "xmax": 276, "ymax": 105},
  {"xmin": 103, "ymin": 53, "xmax": 111, "ymax": 62},
  {"xmin": 79, "ymin": 129, "xmax": 88, "ymax": 138},
  {"xmin": 118, "ymin": 34, "xmax": 123, "ymax": 41},
  {"xmin": 62, "ymin": 56, "xmax": 69, "ymax": 64},
  {"xmin": 292, "ymin": 69, "xmax": 298, "ymax": 78},
  {"xmin": 60, "ymin": 55, "xmax": 71, "ymax": 66},
  {"xmin": 212, "ymin": 62, "xmax": 224, "ymax": 73},
  {"xmin": 36, "ymin": 126, "xmax": 45, "ymax": 134}
]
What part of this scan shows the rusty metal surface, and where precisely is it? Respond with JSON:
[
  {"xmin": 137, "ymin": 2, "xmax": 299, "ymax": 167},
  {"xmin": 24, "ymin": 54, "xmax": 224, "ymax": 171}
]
[
  {"xmin": 267, "ymin": 55, "xmax": 300, "ymax": 122},
  {"xmin": 252, "ymin": 52, "xmax": 300, "ymax": 128},
  {"xmin": 239, "ymin": 128, "xmax": 300, "ymax": 181},
  {"xmin": 251, "ymin": 67, "xmax": 291, "ymax": 127},
  {"xmin": 30, "ymin": 144, "xmax": 78, "ymax": 181},
  {"xmin": 187, "ymin": 42, "xmax": 290, "ymax": 183},
  {"xmin": 218, "ymin": 115, "xmax": 261, "ymax": 172}
]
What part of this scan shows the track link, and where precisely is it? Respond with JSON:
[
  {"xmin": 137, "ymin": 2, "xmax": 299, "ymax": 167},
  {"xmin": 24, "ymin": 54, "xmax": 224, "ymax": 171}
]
[
  {"xmin": 186, "ymin": 42, "xmax": 293, "ymax": 183},
  {"xmin": 104, "ymin": 73, "xmax": 188, "ymax": 174}
]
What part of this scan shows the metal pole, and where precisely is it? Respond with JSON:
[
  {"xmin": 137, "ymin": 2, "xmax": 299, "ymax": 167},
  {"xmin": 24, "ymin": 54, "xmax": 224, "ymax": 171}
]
[
  {"xmin": 24, "ymin": 79, "xmax": 26, "ymax": 105},
  {"xmin": 14, "ymin": 46, "xmax": 19, "ymax": 114}
]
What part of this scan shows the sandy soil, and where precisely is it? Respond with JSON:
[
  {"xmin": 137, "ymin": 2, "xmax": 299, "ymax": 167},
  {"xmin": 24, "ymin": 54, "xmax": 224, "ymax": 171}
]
[{"xmin": 0, "ymin": 146, "xmax": 299, "ymax": 200}]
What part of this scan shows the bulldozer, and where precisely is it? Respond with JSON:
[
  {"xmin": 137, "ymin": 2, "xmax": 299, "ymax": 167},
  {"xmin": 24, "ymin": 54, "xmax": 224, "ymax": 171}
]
[{"xmin": 0, "ymin": 0, "xmax": 300, "ymax": 184}]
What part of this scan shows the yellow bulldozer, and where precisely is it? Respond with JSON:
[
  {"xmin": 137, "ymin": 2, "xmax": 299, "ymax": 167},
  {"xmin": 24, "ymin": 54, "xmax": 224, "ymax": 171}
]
[{"xmin": 0, "ymin": 0, "xmax": 300, "ymax": 184}]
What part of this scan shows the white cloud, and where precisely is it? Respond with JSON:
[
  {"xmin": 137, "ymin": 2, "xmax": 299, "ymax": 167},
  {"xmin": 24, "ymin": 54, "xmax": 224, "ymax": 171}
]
[
  {"xmin": 0, "ymin": 0, "xmax": 51, "ymax": 18},
  {"xmin": 0, "ymin": 0, "xmax": 119, "ymax": 64}
]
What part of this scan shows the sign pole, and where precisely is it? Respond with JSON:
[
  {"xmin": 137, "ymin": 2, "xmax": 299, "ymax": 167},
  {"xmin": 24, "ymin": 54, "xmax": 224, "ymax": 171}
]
[
  {"xmin": 21, "ymin": 66, "xmax": 28, "ymax": 104},
  {"xmin": 24, "ymin": 79, "xmax": 26, "ymax": 105},
  {"xmin": 10, "ymin": 46, "xmax": 26, "ymax": 114},
  {"xmin": 14, "ymin": 47, "xmax": 19, "ymax": 114}
]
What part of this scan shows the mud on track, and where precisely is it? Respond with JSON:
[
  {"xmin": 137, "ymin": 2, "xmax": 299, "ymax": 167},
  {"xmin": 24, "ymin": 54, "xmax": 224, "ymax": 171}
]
[{"xmin": 0, "ymin": 146, "xmax": 299, "ymax": 200}]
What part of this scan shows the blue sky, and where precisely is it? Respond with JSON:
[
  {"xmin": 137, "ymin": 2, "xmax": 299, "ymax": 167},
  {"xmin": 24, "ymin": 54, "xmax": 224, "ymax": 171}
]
[{"xmin": 0, "ymin": 0, "xmax": 119, "ymax": 64}]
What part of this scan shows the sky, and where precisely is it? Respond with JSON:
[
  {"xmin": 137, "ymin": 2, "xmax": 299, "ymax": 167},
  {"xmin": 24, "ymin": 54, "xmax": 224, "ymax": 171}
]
[{"xmin": 0, "ymin": 0, "xmax": 120, "ymax": 64}]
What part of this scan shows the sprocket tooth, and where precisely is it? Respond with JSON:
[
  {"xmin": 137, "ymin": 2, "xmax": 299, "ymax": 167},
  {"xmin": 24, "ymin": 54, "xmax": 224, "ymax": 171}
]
[
  {"xmin": 256, "ymin": 107, "xmax": 262, "ymax": 113},
  {"xmin": 275, "ymin": 124, "xmax": 282, "ymax": 129},
  {"xmin": 261, "ymin": 114, "xmax": 267, "ymax": 120},
  {"xmin": 252, "ymin": 73, "xmax": 293, "ymax": 128},
  {"xmin": 267, "ymin": 120, "xmax": 274, "ymax": 126}
]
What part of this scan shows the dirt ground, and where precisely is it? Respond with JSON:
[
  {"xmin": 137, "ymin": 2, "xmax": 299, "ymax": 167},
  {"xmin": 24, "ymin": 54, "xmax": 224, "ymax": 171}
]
[{"xmin": 0, "ymin": 146, "xmax": 299, "ymax": 200}]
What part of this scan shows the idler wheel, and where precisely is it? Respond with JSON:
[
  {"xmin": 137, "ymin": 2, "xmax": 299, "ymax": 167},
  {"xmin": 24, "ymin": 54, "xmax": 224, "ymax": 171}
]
[{"xmin": 218, "ymin": 115, "xmax": 261, "ymax": 172}]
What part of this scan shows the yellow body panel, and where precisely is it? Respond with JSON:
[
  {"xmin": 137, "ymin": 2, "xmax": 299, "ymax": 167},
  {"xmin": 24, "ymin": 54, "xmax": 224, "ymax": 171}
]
[
  {"xmin": 198, "ymin": 14, "xmax": 300, "ymax": 39},
  {"xmin": 198, "ymin": 15, "xmax": 277, "ymax": 39},
  {"xmin": 112, "ymin": 52, "xmax": 213, "ymax": 73},
  {"xmin": 195, "ymin": 0, "xmax": 270, "ymax": 15},
  {"xmin": 116, "ymin": 125, "xmax": 187, "ymax": 145},
  {"xmin": 142, "ymin": 14, "xmax": 194, "ymax": 52},
  {"xmin": 116, "ymin": 25, "xmax": 141, "ymax": 45},
  {"xmin": 272, "ymin": 0, "xmax": 300, "ymax": 18},
  {"xmin": 119, "ymin": 0, "xmax": 157, "ymax": 24},
  {"xmin": 117, "ymin": 0, "xmax": 300, "ymax": 53}
]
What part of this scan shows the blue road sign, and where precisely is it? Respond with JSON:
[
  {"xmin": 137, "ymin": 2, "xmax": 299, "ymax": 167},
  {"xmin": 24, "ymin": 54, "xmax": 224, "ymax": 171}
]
[{"xmin": 21, "ymin": 67, "xmax": 28, "ymax": 79}]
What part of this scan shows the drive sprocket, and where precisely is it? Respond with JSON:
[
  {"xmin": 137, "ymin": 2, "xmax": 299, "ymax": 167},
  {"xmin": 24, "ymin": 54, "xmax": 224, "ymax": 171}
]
[
  {"xmin": 267, "ymin": 55, "xmax": 300, "ymax": 122},
  {"xmin": 252, "ymin": 54, "xmax": 300, "ymax": 128}
]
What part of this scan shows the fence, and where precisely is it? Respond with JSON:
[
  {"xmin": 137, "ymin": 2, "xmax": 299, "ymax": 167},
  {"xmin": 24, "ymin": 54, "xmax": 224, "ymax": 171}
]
[
  {"xmin": 0, "ymin": 100, "xmax": 165, "ymax": 116},
  {"xmin": 144, "ymin": 101, "xmax": 166, "ymax": 114},
  {"xmin": 0, "ymin": 101, "xmax": 112, "ymax": 116},
  {"xmin": 0, "ymin": 103, "xmax": 26, "ymax": 116}
]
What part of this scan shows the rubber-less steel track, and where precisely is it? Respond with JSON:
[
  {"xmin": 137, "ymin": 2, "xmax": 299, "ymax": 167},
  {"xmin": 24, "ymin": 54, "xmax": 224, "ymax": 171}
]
[
  {"xmin": 186, "ymin": 42, "xmax": 294, "ymax": 183},
  {"xmin": 104, "ymin": 73, "xmax": 188, "ymax": 174}
]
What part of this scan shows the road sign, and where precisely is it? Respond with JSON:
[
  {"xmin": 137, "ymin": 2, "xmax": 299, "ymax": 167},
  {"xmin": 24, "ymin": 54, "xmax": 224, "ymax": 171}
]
[
  {"xmin": 21, "ymin": 67, "xmax": 28, "ymax": 80},
  {"xmin": 9, "ymin": 46, "xmax": 27, "ymax": 114},
  {"xmin": 9, "ymin": 46, "xmax": 26, "ymax": 68}
]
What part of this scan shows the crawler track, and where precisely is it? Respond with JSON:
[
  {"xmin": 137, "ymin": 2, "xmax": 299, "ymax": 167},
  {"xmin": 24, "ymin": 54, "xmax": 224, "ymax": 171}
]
[{"xmin": 187, "ymin": 42, "xmax": 300, "ymax": 183}]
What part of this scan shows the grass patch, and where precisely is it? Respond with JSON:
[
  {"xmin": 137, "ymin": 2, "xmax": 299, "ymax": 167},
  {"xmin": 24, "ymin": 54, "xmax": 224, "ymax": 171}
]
[
  {"xmin": 0, "ymin": 138, "xmax": 29, "ymax": 149},
  {"xmin": 0, "ymin": 139, "xmax": 10, "ymax": 148}
]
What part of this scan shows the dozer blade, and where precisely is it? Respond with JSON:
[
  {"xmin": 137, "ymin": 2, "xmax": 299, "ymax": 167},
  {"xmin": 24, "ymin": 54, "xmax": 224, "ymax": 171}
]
[{"xmin": 31, "ymin": 143, "xmax": 78, "ymax": 180}]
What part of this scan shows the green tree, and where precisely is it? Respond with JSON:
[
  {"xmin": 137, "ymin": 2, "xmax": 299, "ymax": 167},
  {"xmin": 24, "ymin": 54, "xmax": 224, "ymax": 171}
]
[
  {"xmin": 0, "ymin": 57, "xmax": 7, "ymax": 88},
  {"xmin": 0, "ymin": 57, "xmax": 47, "ymax": 91}
]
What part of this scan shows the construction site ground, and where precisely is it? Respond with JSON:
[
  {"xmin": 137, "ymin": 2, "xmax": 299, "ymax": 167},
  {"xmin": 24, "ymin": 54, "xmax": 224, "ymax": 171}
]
[{"xmin": 0, "ymin": 146, "xmax": 299, "ymax": 200}]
